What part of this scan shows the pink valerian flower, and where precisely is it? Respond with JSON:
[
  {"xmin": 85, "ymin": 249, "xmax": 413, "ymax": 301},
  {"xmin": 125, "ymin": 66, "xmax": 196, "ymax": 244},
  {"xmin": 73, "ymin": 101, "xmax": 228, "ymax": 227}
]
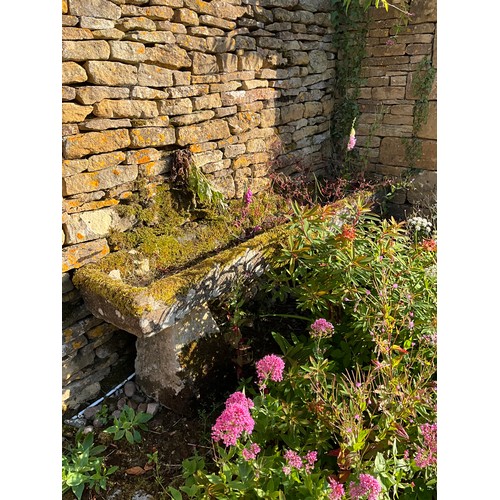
[
  {"xmin": 328, "ymin": 477, "xmax": 345, "ymax": 500},
  {"xmin": 255, "ymin": 354, "xmax": 285, "ymax": 388},
  {"xmin": 415, "ymin": 423, "xmax": 437, "ymax": 468},
  {"xmin": 310, "ymin": 318, "xmax": 335, "ymax": 338},
  {"xmin": 282, "ymin": 449, "xmax": 318, "ymax": 475},
  {"xmin": 304, "ymin": 450, "xmax": 318, "ymax": 473},
  {"xmin": 225, "ymin": 391, "xmax": 254, "ymax": 410},
  {"xmin": 349, "ymin": 474, "xmax": 382, "ymax": 500},
  {"xmin": 242, "ymin": 442, "xmax": 261, "ymax": 461},
  {"xmin": 211, "ymin": 392, "xmax": 255, "ymax": 446},
  {"xmin": 284, "ymin": 450, "xmax": 303, "ymax": 469}
]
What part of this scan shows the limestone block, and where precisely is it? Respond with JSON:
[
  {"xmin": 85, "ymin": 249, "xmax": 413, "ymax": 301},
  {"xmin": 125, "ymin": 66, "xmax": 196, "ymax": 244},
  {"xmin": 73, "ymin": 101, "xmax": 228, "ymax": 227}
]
[
  {"xmin": 62, "ymin": 103, "xmax": 93, "ymax": 123},
  {"xmin": 129, "ymin": 127, "xmax": 176, "ymax": 148},
  {"xmin": 76, "ymin": 86, "xmax": 130, "ymax": 105},
  {"xmin": 62, "ymin": 86, "xmax": 77, "ymax": 101},
  {"xmin": 192, "ymin": 93, "xmax": 222, "ymax": 111},
  {"xmin": 260, "ymin": 108, "xmax": 279, "ymax": 128},
  {"xmin": 80, "ymin": 17, "xmax": 115, "ymax": 29},
  {"xmin": 158, "ymin": 98, "xmax": 193, "ymax": 116},
  {"xmin": 62, "ymin": 62, "xmax": 87, "ymax": 84},
  {"xmin": 192, "ymin": 52, "xmax": 218, "ymax": 75},
  {"xmin": 80, "ymin": 118, "xmax": 132, "ymax": 131},
  {"xmin": 155, "ymin": 20, "xmax": 187, "ymax": 33},
  {"xmin": 227, "ymin": 111, "xmax": 261, "ymax": 134},
  {"xmin": 168, "ymin": 84, "xmax": 210, "ymax": 99},
  {"xmin": 175, "ymin": 34, "xmax": 207, "ymax": 52},
  {"xmin": 125, "ymin": 31, "xmax": 175, "ymax": 44},
  {"xmin": 93, "ymin": 99, "xmax": 159, "ymax": 119},
  {"xmin": 199, "ymin": 14, "xmax": 236, "ymax": 30},
  {"xmin": 238, "ymin": 51, "xmax": 264, "ymax": 71},
  {"xmin": 62, "ymin": 27, "xmax": 94, "ymax": 40},
  {"xmin": 118, "ymin": 16, "xmax": 157, "ymax": 31},
  {"xmin": 92, "ymin": 28, "xmax": 125, "ymax": 40},
  {"xmin": 62, "ymin": 379, "xmax": 100, "ymax": 411},
  {"xmin": 217, "ymin": 53, "xmax": 238, "ymax": 73},
  {"xmin": 62, "ymin": 40, "xmax": 110, "ymax": 61},
  {"xmin": 144, "ymin": 45, "xmax": 191, "ymax": 69},
  {"xmin": 63, "ymin": 164, "xmax": 138, "ymax": 195},
  {"xmin": 174, "ymin": 8, "xmax": 199, "ymax": 25},
  {"xmin": 63, "ymin": 349, "xmax": 96, "ymax": 382},
  {"xmin": 69, "ymin": 0, "xmax": 121, "ymax": 20},
  {"xmin": 62, "ymin": 238, "xmax": 110, "ymax": 272},
  {"xmin": 86, "ymin": 151, "xmax": 127, "ymax": 171},
  {"xmin": 177, "ymin": 119, "xmax": 230, "ymax": 146},
  {"xmin": 85, "ymin": 61, "xmax": 138, "ymax": 86},
  {"xmin": 131, "ymin": 116, "xmax": 170, "ymax": 128},
  {"xmin": 234, "ymin": 35, "xmax": 257, "ymax": 50},
  {"xmin": 63, "ymin": 129, "xmax": 131, "ymax": 159},
  {"xmin": 169, "ymin": 110, "xmax": 215, "ymax": 126},
  {"xmin": 372, "ymin": 86, "xmax": 406, "ymax": 100},
  {"xmin": 379, "ymin": 136, "xmax": 436, "ymax": 170},
  {"xmin": 120, "ymin": 5, "xmax": 174, "ymax": 20},
  {"xmin": 131, "ymin": 87, "xmax": 168, "ymax": 99},
  {"xmin": 410, "ymin": 0, "xmax": 437, "ymax": 23},
  {"xmin": 206, "ymin": 36, "xmax": 236, "ymax": 53},
  {"xmin": 150, "ymin": 0, "xmax": 183, "ymax": 6},
  {"xmin": 108, "ymin": 40, "xmax": 147, "ymax": 63},
  {"xmin": 64, "ymin": 207, "xmax": 135, "ymax": 244},
  {"xmin": 126, "ymin": 148, "xmax": 162, "ymax": 164},
  {"xmin": 280, "ymin": 103, "xmax": 305, "ymax": 123}
]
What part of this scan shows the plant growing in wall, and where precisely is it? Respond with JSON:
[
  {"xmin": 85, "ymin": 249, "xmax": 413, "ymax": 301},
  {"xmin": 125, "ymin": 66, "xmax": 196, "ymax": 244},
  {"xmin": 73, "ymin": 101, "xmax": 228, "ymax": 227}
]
[
  {"xmin": 171, "ymin": 149, "xmax": 227, "ymax": 212},
  {"xmin": 403, "ymin": 57, "xmax": 437, "ymax": 170}
]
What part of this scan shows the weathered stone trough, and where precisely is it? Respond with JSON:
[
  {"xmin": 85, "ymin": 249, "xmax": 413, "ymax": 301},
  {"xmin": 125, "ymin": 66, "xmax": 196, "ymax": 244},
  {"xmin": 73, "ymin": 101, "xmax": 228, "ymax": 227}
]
[
  {"xmin": 73, "ymin": 191, "xmax": 368, "ymax": 411},
  {"xmin": 73, "ymin": 224, "xmax": 287, "ymax": 410}
]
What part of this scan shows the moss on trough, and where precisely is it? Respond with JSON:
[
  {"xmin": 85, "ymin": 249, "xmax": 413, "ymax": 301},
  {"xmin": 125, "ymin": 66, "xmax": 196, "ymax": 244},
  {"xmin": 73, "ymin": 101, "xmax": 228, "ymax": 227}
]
[{"xmin": 72, "ymin": 187, "xmax": 373, "ymax": 322}]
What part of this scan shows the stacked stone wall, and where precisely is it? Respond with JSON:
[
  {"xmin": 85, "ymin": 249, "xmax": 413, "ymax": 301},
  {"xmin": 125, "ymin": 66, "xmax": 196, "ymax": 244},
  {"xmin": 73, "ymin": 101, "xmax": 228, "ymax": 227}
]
[
  {"xmin": 61, "ymin": 0, "xmax": 336, "ymax": 412},
  {"xmin": 355, "ymin": 0, "xmax": 437, "ymax": 216}
]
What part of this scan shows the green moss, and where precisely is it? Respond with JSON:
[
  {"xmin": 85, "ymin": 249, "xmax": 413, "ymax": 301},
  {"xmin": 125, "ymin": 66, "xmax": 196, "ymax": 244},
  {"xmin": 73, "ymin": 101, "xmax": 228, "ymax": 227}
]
[{"xmin": 73, "ymin": 265, "xmax": 149, "ymax": 317}]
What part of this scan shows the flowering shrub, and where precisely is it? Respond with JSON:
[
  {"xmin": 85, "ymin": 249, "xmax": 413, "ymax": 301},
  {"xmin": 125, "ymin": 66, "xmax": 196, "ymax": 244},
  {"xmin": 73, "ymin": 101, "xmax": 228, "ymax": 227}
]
[{"xmin": 170, "ymin": 199, "xmax": 436, "ymax": 499}]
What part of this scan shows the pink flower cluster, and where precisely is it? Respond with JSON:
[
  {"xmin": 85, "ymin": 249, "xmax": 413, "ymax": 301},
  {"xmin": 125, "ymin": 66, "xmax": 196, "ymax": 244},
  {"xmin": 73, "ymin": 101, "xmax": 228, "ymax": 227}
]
[
  {"xmin": 211, "ymin": 391, "xmax": 255, "ymax": 447},
  {"xmin": 244, "ymin": 188, "xmax": 253, "ymax": 206},
  {"xmin": 415, "ymin": 422, "xmax": 437, "ymax": 468},
  {"xmin": 328, "ymin": 477, "xmax": 345, "ymax": 500},
  {"xmin": 348, "ymin": 474, "xmax": 382, "ymax": 500},
  {"xmin": 282, "ymin": 449, "xmax": 318, "ymax": 475},
  {"xmin": 255, "ymin": 354, "xmax": 285, "ymax": 389},
  {"xmin": 310, "ymin": 318, "xmax": 335, "ymax": 338},
  {"xmin": 242, "ymin": 442, "xmax": 261, "ymax": 461}
]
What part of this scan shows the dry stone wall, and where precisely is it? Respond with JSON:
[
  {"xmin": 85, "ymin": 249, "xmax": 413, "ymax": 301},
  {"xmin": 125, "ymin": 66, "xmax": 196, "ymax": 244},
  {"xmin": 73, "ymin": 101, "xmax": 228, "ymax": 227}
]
[
  {"xmin": 355, "ymin": 0, "xmax": 437, "ymax": 216},
  {"xmin": 61, "ymin": 0, "xmax": 336, "ymax": 411}
]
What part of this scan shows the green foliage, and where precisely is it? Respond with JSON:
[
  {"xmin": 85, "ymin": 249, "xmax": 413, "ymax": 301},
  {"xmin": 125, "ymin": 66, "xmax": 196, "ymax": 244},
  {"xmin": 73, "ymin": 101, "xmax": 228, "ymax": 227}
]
[
  {"xmin": 174, "ymin": 200, "xmax": 437, "ymax": 499},
  {"xmin": 62, "ymin": 430, "xmax": 118, "ymax": 500},
  {"xmin": 104, "ymin": 405, "xmax": 153, "ymax": 444},
  {"xmin": 187, "ymin": 162, "xmax": 228, "ymax": 212},
  {"xmin": 403, "ymin": 57, "xmax": 437, "ymax": 169},
  {"xmin": 330, "ymin": 0, "xmax": 368, "ymax": 159}
]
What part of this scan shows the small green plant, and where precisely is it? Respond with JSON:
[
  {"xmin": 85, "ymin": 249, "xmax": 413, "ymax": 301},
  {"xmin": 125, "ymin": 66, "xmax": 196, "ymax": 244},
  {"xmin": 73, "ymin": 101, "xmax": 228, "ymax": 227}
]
[
  {"xmin": 62, "ymin": 430, "xmax": 118, "ymax": 500},
  {"xmin": 104, "ymin": 405, "xmax": 153, "ymax": 444},
  {"xmin": 171, "ymin": 149, "xmax": 227, "ymax": 212}
]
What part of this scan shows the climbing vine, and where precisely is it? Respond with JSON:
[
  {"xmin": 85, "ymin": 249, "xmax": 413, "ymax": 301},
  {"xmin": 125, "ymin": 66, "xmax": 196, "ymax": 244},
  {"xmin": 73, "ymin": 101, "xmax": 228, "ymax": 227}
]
[
  {"xmin": 403, "ymin": 56, "xmax": 437, "ymax": 169},
  {"xmin": 330, "ymin": 0, "xmax": 369, "ymax": 166}
]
